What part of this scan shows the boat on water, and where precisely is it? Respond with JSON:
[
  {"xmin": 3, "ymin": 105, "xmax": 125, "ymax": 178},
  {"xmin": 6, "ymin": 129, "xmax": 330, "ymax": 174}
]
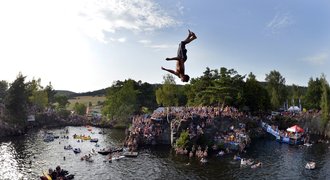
[
  {"xmin": 123, "ymin": 151, "xmax": 138, "ymax": 157},
  {"xmin": 261, "ymin": 122, "xmax": 305, "ymax": 145},
  {"xmin": 111, "ymin": 155, "xmax": 125, "ymax": 161},
  {"xmin": 241, "ymin": 158, "xmax": 254, "ymax": 166},
  {"xmin": 43, "ymin": 136, "xmax": 54, "ymax": 142},
  {"xmin": 98, "ymin": 147, "xmax": 123, "ymax": 155},
  {"xmin": 64, "ymin": 145, "xmax": 72, "ymax": 150},
  {"xmin": 98, "ymin": 150, "xmax": 111, "ymax": 155},
  {"xmin": 305, "ymin": 162, "xmax": 316, "ymax": 170},
  {"xmin": 73, "ymin": 134, "xmax": 92, "ymax": 140},
  {"xmin": 73, "ymin": 148, "xmax": 81, "ymax": 154},
  {"xmin": 42, "ymin": 171, "xmax": 52, "ymax": 180},
  {"xmin": 111, "ymin": 147, "xmax": 123, "ymax": 153},
  {"xmin": 90, "ymin": 138, "xmax": 98, "ymax": 143},
  {"xmin": 40, "ymin": 168, "xmax": 74, "ymax": 180}
]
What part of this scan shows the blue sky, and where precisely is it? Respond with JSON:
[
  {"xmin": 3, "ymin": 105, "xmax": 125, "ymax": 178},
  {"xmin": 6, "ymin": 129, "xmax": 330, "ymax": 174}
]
[{"xmin": 0, "ymin": 0, "xmax": 329, "ymax": 92}]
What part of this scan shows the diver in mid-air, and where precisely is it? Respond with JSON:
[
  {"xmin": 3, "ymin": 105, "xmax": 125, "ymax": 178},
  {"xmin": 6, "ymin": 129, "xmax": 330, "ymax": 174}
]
[{"xmin": 161, "ymin": 29, "xmax": 197, "ymax": 82}]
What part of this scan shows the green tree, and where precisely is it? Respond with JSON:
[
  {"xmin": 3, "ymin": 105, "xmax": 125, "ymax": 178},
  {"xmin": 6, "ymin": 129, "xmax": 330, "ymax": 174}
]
[
  {"xmin": 55, "ymin": 95, "xmax": 70, "ymax": 109},
  {"xmin": 186, "ymin": 67, "xmax": 219, "ymax": 106},
  {"xmin": 270, "ymin": 88, "xmax": 280, "ymax": 109},
  {"xmin": 244, "ymin": 72, "xmax": 270, "ymax": 113},
  {"xmin": 4, "ymin": 73, "xmax": 29, "ymax": 125},
  {"xmin": 26, "ymin": 78, "xmax": 48, "ymax": 112},
  {"xmin": 155, "ymin": 74, "xmax": 179, "ymax": 107},
  {"xmin": 175, "ymin": 130, "xmax": 189, "ymax": 148},
  {"xmin": 74, "ymin": 102, "xmax": 87, "ymax": 115},
  {"xmin": 44, "ymin": 82, "xmax": 56, "ymax": 107},
  {"xmin": 30, "ymin": 91, "xmax": 48, "ymax": 112},
  {"xmin": 320, "ymin": 74, "xmax": 330, "ymax": 129},
  {"xmin": 204, "ymin": 67, "xmax": 245, "ymax": 108},
  {"xmin": 177, "ymin": 85, "xmax": 188, "ymax": 106},
  {"xmin": 0, "ymin": 80, "xmax": 8, "ymax": 103},
  {"xmin": 265, "ymin": 70, "xmax": 287, "ymax": 110},
  {"xmin": 102, "ymin": 79, "xmax": 139, "ymax": 126},
  {"xmin": 304, "ymin": 77, "xmax": 322, "ymax": 110},
  {"xmin": 136, "ymin": 81, "xmax": 158, "ymax": 113}
]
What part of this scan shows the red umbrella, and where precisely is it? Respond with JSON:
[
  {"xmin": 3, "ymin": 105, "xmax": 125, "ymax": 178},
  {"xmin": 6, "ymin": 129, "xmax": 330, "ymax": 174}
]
[{"xmin": 287, "ymin": 125, "xmax": 304, "ymax": 133}]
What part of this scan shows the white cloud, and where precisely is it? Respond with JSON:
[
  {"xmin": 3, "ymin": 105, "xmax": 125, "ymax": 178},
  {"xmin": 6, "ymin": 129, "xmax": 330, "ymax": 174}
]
[
  {"xmin": 176, "ymin": 2, "xmax": 185, "ymax": 15},
  {"xmin": 138, "ymin": 39, "xmax": 151, "ymax": 44},
  {"xmin": 110, "ymin": 37, "xmax": 127, "ymax": 43},
  {"xmin": 150, "ymin": 44, "xmax": 172, "ymax": 49},
  {"xmin": 266, "ymin": 12, "xmax": 293, "ymax": 34},
  {"xmin": 149, "ymin": 44, "xmax": 177, "ymax": 50},
  {"xmin": 117, "ymin": 37, "xmax": 126, "ymax": 43},
  {"xmin": 138, "ymin": 40, "xmax": 176, "ymax": 50},
  {"xmin": 305, "ymin": 52, "xmax": 329, "ymax": 65},
  {"xmin": 76, "ymin": 0, "xmax": 177, "ymax": 43}
]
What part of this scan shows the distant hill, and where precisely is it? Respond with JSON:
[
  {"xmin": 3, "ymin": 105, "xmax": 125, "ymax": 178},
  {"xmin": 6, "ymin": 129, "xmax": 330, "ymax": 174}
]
[
  {"xmin": 55, "ymin": 88, "xmax": 108, "ymax": 98},
  {"xmin": 55, "ymin": 82, "xmax": 307, "ymax": 99},
  {"xmin": 55, "ymin": 90, "xmax": 77, "ymax": 97},
  {"xmin": 76, "ymin": 88, "xmax": 108, "ymax": 97}
]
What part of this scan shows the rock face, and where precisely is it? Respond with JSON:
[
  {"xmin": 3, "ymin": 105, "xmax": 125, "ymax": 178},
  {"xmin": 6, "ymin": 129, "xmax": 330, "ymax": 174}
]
[
  {"xmin": 125, "ymin": 107, "xmax": 255, "ymax": 154},
  {"xmin": 0, "ymin": 121, "xmax": 25, "ymax": 138}
]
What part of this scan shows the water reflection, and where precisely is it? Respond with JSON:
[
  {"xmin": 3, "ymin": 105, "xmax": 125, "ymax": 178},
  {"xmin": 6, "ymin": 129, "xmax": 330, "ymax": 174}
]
[
  {"xmin": 0, "ymin": 127, "xmax": 330, "ymax": 180},
  {"xmin": 0, "ymin": 142, "xmax": 23, "ymax": 180}
]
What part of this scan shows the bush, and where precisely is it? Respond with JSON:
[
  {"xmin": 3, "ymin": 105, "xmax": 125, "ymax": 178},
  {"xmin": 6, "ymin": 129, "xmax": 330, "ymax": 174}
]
[
  {"xmin": 175, "ymin": 130, "xmax": 189, "ymax": 148},
  {"xmin": 57, "ymin": 109, "xmax": 70, "ymax": 118}
]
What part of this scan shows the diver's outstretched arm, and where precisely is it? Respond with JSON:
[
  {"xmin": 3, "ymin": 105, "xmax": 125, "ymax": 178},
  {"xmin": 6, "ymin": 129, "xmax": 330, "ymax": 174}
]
[{"xmin": 166, "ymin": 57, "xmax": 180, "ymax": 61}]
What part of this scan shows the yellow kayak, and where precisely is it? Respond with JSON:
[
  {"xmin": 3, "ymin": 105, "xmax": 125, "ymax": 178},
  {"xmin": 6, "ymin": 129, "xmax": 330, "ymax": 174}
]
[
  {"xmin": 43, "ymin": 171, "xmax": 52, "ymax": 180},
  {"xmin": 82, "ymin": 136, "xmax": 91, "ymax": 140}
]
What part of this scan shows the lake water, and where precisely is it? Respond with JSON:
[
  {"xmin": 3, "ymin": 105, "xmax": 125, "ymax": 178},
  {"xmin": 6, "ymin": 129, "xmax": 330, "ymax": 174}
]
[{"xmin": 1, "ymin": 126, "xmax": 329, "ymax": 180}]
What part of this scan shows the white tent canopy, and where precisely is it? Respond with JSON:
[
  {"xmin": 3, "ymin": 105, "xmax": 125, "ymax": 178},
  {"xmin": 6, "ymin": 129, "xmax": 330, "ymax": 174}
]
[{"xmin": 288, "ymin": 106, "xmax": 301, "ymax": 112}]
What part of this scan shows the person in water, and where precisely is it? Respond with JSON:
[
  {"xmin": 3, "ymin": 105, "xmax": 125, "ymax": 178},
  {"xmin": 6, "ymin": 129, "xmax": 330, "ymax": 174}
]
[{"xmin": 161, "ymin": 29, "xmax": 197, "ymax": 82}]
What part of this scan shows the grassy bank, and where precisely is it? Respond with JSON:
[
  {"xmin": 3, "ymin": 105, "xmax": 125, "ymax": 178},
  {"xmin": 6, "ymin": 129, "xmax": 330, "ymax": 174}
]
[{"xmin": 67, "ymin": 96, "xmax": 106, "ymax": 110}]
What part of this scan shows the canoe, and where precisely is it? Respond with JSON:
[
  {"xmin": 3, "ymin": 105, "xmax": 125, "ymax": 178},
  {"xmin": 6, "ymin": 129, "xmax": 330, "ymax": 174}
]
[
  {"xmin": 98, "ymin": 147, "xmax": 123, "ymax": 155},
  {"xmin": 111, "ymin": 155, "xmax": 125, "ymax": 161},
  {"xmin": 98, "ymin": 150, "xmax": 111, "ymax": 155},
  {"xmin": 90, "ymin": 138, "xmax": 98, "ymax": 143}
]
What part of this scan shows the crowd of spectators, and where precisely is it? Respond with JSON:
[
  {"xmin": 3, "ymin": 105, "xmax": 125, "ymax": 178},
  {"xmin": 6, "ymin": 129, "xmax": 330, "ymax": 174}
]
[{"xmin": 125, "ymin": 106, "xmax": 251, "ymax": 159}]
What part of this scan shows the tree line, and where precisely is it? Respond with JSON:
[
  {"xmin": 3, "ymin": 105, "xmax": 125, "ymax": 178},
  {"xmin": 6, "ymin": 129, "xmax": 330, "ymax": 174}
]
[
  {"xmin": 0, "ymin": 73, "xmax": 77, "ymax": 125},
  {"xmin": 101, "ymin": 67, "xmax": 330, "ymax": 128},
  {"xmin": 1, "ymin": 67, "xmax": 329, "ymax": 128}
]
